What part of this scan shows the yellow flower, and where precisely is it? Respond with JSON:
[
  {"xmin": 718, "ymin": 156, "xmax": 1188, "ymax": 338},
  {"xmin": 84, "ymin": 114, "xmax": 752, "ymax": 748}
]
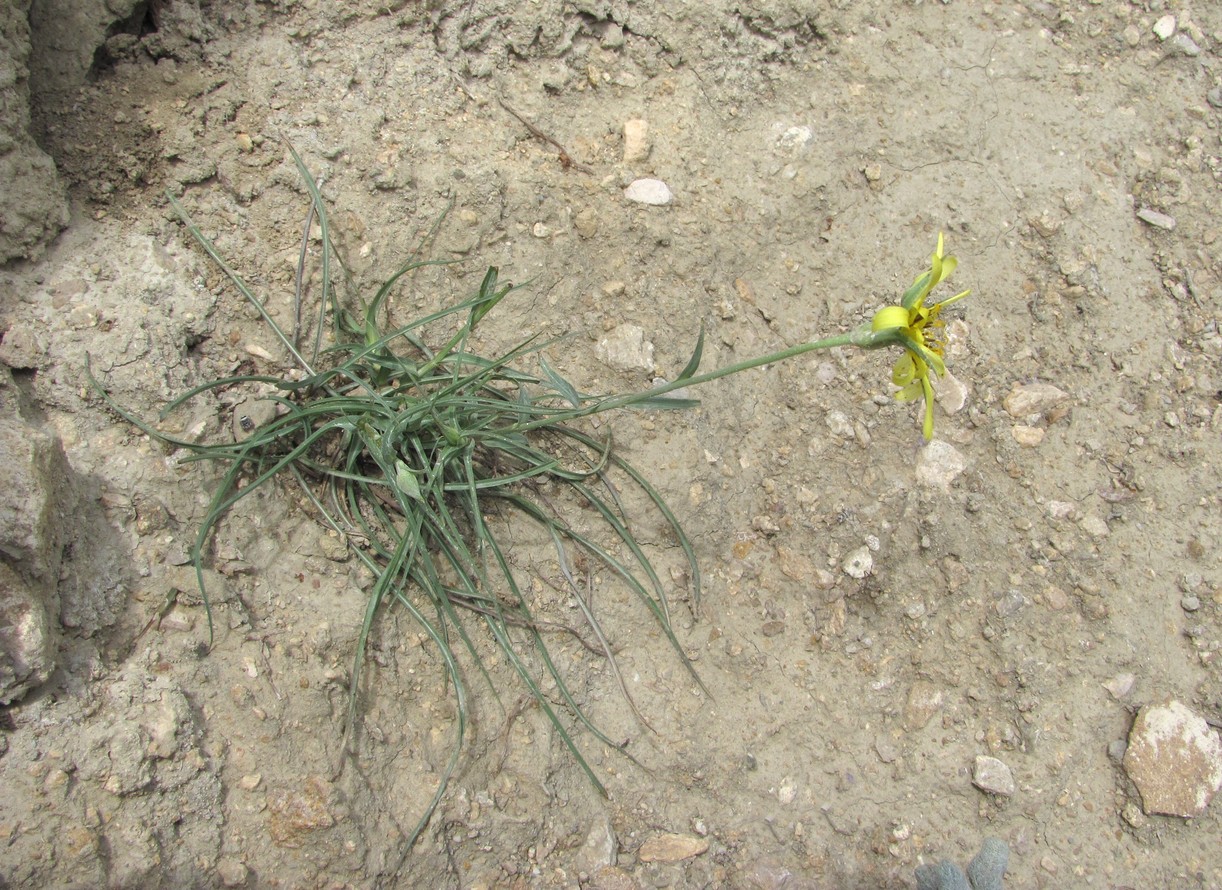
[{"xmin": 870, "ymin": 233, "xmax": 969, "ymax": 440}]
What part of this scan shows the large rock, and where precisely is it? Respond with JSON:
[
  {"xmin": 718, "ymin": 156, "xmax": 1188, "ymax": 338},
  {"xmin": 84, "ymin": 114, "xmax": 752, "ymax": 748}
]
[
  {"xmin": 0, "ymin": 0, "xmax": 69, "ymax": 263},
  {"xmin": 1123, "ymin": 699, "xmax": 1222, "ymax": 818},
  {"xmin": 0, "ymin": 559, "xmax": 56, "ymax": 704},
  {"xmin": 0, "ymin": 367, "xmax": 72, "ymax": 702}
]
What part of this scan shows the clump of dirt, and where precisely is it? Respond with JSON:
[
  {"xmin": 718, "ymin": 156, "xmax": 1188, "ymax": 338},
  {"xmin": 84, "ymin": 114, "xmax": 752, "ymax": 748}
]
[{"xmin": 2, "ymin": 1, "xmax": 1220, "ymax": 888}]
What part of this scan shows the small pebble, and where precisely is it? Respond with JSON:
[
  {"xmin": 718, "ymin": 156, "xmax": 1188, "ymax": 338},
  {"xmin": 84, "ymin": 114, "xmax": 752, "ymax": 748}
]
[
  {"xmin": 1181, "ymin": 595, "xmax": 1201, "ymax": 612},
  {"xmin": 1178, "ymin": 572, "xmax": 1204, "ymax": 594},
  {"xmin": 1152, "ymin": 14, "xmax": 1176, "ymax": 40},
  {"xmin": 842, "ymin": 546, "xmax": 873, "ymax": 580},
  {"xmin": 1030, "ymin": 211, "xmax": 1060, "ymax": 237},
  {"xmin": 1003, "ymin": 382, "xmax": 1069, "ymax": 419},
  {"xmin": 1136, "ymin": 207, "xmax": 1176, "ymax": 231},
  {"xmin": 747, "ymin": 861, "xmax": 794, "ymax": 890},
  {"xmin": 573, "ymin": 207, "xmax": 598, "ymax": 238},
  {"xmin": 576, "ymin": 817, "xmax": 617, "ymax": 872},
  {"xmin": 1169, "ymin": 33, "xmax": 1201, "ymax": 56},
  {"xmin": 814, "ymin": 361, "xmax": 837, "ymax": 385},
  {"xmin": 217, "ymin": 859, "xmax": 249, "ymax": 888},
  {"xmin": 1102, "ymin": 673, "xmax": 1136, "ymax": 700},
  {"xmin": 245, "ymin": 343, "xmax": 275, "ymax": 361},
  {"xmin": 1121, "ymin": 801, "xmax": 1146, "ymax": 829},
  {"xmin": 825, "ymin": 410, "xmax": 855, "ymax": 439},
  {"xmin": 1046, "ymin": 501, "xmax": 1075, "ymax": 520},
  {"xmin": 1043, "ymin": 585, "xmax": 1070, "ymax": 611},
  {"xmin": 972, "ymin": 755, "xmax": 1016, "ymax": 796},
  {"xmin": 596, "ymin": 324, "xmax": 654, "ymax": 372},
  {"xmin": 1010, "ymin": 425, "xmax": 1045, "ymax": 447},
  {"xmin": 779, "ymin": 125, "xmax": 813, "ymax": 149},
  {"xmin": 637, "ymin": 833, "xmax": 709, "ymax": 862},
  {"xmin": 903, "ymin": 682, "xmax": 945, "ymax": 731},
  {"xmin": 777, "ymin": 779, "xmax": 797, "ymax": 805},
  {"xmin": 622, "ymin": 119, "xmax": 651, "ymax": 163},
  {"xmin": 1079, "ymin": 514, "xmax": 1110, "ymax": 538},
  {"xmin": 623, "ymin": 178, "xmax": 673, "ymax": 205},
  {"xmin": 936, "ymin": 370, "xmax": 969, "ymax": 414},
  {"xmin": 994, "ymin": 589, "xmax": 1027, "ymax": 618}
]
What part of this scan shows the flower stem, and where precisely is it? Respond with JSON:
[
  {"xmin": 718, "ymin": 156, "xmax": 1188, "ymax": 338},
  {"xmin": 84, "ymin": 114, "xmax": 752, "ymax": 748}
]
[{"xmin": 511, "ymin": 323, "xmax": 893, "ymax": 433}]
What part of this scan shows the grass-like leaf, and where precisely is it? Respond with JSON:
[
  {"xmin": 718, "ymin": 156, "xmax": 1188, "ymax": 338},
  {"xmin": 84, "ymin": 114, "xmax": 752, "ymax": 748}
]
[{"xmin": 91, "ymin": 147, "xmax": 709, "ymax": 852}]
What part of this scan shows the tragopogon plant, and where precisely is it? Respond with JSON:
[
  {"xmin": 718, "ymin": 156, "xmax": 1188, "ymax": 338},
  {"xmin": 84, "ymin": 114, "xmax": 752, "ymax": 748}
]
[{"xmin": 91, "ymin": 144, "xmax": 969, "ymax": 851}]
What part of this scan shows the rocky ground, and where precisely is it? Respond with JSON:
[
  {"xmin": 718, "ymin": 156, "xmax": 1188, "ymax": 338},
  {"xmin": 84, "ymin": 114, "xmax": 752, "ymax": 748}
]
[{"xmin": 1, "ymin": 1, "xmax": 1221, "ymax": 888}]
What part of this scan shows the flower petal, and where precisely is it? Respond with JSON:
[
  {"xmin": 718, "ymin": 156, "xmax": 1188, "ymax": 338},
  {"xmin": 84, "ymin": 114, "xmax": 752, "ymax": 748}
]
[
  {"xmin": 892, "ymin": 352, "xmax": 916, "ymax": 386},
  {"xmin": 934, "ymin": 254, "xmax": 957, "ymax": 285},
  {"xmin": 896, "ymin": 331, "xmax": 944, "ymax": 377},
  {"xmin": 871, "ymin": 305, "xmax": 910, "ymax": 332},
  {"xmin": 936, "ymin": 288, "xmax": 971, "ymax": 309}
]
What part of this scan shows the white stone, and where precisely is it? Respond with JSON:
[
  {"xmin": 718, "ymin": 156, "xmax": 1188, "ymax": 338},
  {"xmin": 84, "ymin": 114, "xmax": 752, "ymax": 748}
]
[
  {"xmin": 915, "ymin": 441, "xmax": 966, "ymax": 493},
  {"xmin": 936, "ymin": 370, "xmax": 969, "ymax": 414},
  {"xmin": 825, "ymin": 409, "xmax": 854, "ymax": 439},
  {"xmin": 1102, "ymin": 673, "xmax": 1136, "ymax": 700},
  {"xmin": 1152, "ymin": 15, "xmax": 1176, "ymax": 40},
  {"xmin": 1046, "ymin": 501, "xmax": 1075, "ymax": 520},
  {"xmin": 1011, "ymin": 425, "xmax": 1045, "ymax": 447},
  {"xmin": 843, "ymin": 546, "xmax": 873, "ymax": 579},
  {"xmin": 777, "ymin": 778, "xmax": 797, "ymax": 805},
  {"xmin": 596, "ymin": 324, "xmax": 654, "ymax": 372},
  {"xmin": 776, "ymin": 125, "xmax": 813, "ymax": 152},
  {"xmin": 574, "ymin": 816, "xmax": 617, "ymax": 873},
  {"xmin": 1080, "ymin": 514, "xmax": 1110, "ymax": 538},
  {"xmin": 623, "ymin": 178, "xmax": 672, "ymax": 205},
  {"xmin": 1003, "ymin": 382, "xmax": 1070, "ymax": 419}
]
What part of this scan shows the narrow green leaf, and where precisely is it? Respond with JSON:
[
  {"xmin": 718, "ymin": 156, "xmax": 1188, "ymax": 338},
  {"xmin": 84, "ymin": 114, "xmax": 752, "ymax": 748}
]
[
  {"xmin": 538, "ymin": 354, "xmax": 581, "ymax": 408},
  {"xmin": 676, "ymin": 323, "xmax": 705, "ymax": 381}
]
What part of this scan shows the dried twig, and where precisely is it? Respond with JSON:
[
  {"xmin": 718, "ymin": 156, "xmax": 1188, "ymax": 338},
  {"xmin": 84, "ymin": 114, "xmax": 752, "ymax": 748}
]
[{"xmin": 498, "ymin": 99, "xmax": 594, "ymax": 173}]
